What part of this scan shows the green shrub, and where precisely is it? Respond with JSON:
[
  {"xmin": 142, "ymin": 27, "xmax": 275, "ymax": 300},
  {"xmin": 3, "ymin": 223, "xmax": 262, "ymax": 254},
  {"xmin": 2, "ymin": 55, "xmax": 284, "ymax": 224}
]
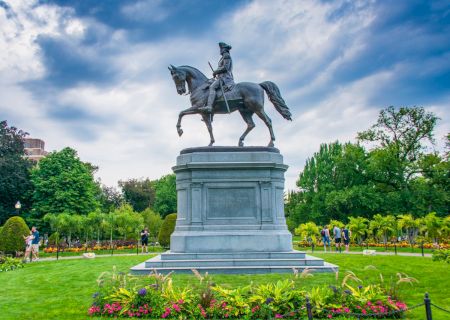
[
  {"xmin": 47, "ymin": 232, "xmax": 60, "ymax": 246},
  {"xmin": 0, "ymin": 257, "xmax": 24, "ymax": 272},
  {"xmin": 0, "ymin": 216, "xmax": 30, "ymax": 254},
  {"xmin": 432, "ymin": 249, "xmax": 450, "ymax": 263},
  {"xmin": 157, "ymin": 213, "xmax": 177, "ymax": 248}
]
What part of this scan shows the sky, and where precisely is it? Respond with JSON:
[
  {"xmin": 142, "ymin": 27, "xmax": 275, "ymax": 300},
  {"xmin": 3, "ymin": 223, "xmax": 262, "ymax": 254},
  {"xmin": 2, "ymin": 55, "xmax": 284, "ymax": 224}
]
[{"xmin": 1, "ymin": 0, "xmax": 449, "ymax": 191}]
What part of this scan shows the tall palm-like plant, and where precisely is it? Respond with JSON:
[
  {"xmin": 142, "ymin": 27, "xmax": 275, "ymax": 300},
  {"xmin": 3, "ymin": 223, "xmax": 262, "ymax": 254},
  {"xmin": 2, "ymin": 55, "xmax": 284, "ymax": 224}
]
[
  {"xmin": 87, "ymin": 210, "xmax": 105, "ymax": 243},
  {"xmin": 420, "ymin": 212, "xmax": 442, "ymax": 243},
  {"xmin": 397, "ymin": 214, "xmax": 419, "ymax": 245},
  {"xmin": 348, "ymin": 216, "xmax": 369, "ymax": 245},
  {"xmin": 369, "ymin": 214, "xmax": 396, "ymax": 245},
  {"xmin": 295, "ymin": 222, "xmax": 320, "ymax": 244}
]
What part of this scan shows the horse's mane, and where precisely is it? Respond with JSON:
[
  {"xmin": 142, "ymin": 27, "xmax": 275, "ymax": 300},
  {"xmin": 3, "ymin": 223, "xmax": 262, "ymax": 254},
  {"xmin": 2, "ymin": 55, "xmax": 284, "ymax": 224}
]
[{"xmin": 178, "ymin": 65, "xmax": 208, "ymax": 81}]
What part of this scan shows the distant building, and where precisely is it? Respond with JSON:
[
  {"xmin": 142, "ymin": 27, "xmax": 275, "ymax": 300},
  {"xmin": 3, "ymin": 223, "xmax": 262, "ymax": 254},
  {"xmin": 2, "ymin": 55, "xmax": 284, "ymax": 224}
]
[{"xmin": 24, "ymin": 138, "xmax": 48, "ymax": 162}]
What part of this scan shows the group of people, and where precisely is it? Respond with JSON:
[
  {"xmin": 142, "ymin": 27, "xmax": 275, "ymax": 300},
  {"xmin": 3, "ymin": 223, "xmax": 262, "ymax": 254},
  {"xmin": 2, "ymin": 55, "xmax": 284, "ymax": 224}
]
[
  {"xmin": 320, "ymin": 225, "xmax": 351, "ymax": 253},
  {"xmin": 23, "ymin": 226, "xmax": 40, "ymax": 262}
]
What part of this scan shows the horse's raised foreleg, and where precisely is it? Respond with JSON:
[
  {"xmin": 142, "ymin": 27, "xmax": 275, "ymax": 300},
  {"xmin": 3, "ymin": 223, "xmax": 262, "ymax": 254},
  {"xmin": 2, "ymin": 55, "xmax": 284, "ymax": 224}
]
[
  {"xmin": 176, "ymin": 106, "xmax": 199, "ymax": 136},
  {"xmin": 238, "ymin": 111, "xmax": 255, "ymax": 147},
  {"xmin": 201, "ymin": 114, "xmax": 215, "ymax": 146},
  {"xmin": 255, "ymin": 110, "xmax": 275, "ymax": 147}
]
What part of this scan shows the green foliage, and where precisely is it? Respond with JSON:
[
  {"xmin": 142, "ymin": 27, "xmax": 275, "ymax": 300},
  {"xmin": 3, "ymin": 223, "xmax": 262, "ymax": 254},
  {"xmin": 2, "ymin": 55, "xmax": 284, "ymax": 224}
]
[
  {"xmin": 369, "ymin": 214, "xmax": 397, "ymax": 244},
  {"xmin": 158, "ymin": 213, "xmax": 177, "ymax": 248},
  {"xmin": 0, "ymin": 121, "xmax": 34, "ymax": 225},
  {"xmin": 151, "ymin": 174, "xmax": 177, "ymax": 217},
  {"xmin": 98, "ymin": 185, "xmax": 124, "ymax": 212},
  {"xmin": 30, "ymin": 147, "xmax": 100, "ymax": 219},
  {"xmin": 0, "ymin": 216, "xmax": 30, "ymax": 254},
  {"xmin": 118, "ymin": 178, "xmax": 155, "ymax": 212},
  {"xmin": 348, "ymin": 217, "xmax": 369, "ymax": 244},
  {"xmin": 0, "ymin": 256, "xmax": 24, "ymax": 272},
  {"xmin": 47, "ymin": 232, "xmax": 60, "ymax": 246},
  {"xmin": 113, "ymin": 204, "xmax": 144, "ymax": 240},
  {"xmin": 90, "ymin": 268, "xmax": 409, "ymax": 319},
  {"xmin": 432, "ymin": 249, "xmax": 450, "ymax": 263},
  {"xmin": 286, "ymin": 107, "xmax": 448, "ymax": 225},
  {"xmin": 294, "ymin": 222, "xmax": 319, "ymax": 243},
  {"xmin": 140, "ymin": 208, "xmax": 163, "ymax": 239}
]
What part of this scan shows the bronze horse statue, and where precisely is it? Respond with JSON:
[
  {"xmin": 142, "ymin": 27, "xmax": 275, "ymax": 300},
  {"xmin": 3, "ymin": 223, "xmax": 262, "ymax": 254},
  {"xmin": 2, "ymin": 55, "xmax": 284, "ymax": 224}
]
[{"xmin": 169, "ymin": 65, "xmax": 292, "ymax": 147}]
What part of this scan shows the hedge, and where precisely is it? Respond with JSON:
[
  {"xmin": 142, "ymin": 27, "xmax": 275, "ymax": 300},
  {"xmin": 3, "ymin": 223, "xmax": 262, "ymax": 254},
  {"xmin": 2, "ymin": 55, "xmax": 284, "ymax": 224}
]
[
  {"xmin": 0, "ymin": 216, "xmax": 30, "ymax": 254},
  {"xmin": 158, "ymin": 213, "xmax": 177, "ymax": 248}
]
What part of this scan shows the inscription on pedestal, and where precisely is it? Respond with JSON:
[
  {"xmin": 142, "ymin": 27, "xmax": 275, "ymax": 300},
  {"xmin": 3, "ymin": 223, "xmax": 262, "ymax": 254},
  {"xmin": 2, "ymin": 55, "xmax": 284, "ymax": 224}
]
[{"xmin": 207, "ymin": 187, "xmax": 256, "ymax": 219}]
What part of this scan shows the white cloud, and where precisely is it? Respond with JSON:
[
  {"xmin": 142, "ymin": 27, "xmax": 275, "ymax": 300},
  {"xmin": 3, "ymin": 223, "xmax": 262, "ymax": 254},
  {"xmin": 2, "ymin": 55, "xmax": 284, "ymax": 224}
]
[{"xmin": 1, "ymin": 0, "xmax": 448, "ymax": 192}]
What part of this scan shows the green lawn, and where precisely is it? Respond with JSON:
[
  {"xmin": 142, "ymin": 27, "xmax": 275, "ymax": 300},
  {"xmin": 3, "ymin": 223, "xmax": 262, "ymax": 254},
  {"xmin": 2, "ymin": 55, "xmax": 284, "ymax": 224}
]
[{"xmin": 0, "ymin": 254, "xmax": 448, "ymax": 319}]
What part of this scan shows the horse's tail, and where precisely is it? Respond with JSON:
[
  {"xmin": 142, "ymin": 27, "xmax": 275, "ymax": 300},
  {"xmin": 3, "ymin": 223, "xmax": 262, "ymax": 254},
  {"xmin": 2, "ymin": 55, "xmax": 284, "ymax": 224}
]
[{"xmin": 259, "ymin": 81, "xmax": 292, "ymax": 121}]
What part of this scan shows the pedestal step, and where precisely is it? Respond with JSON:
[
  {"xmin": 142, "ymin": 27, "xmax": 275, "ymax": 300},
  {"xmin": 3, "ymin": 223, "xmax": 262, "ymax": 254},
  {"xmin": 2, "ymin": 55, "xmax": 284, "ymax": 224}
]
[{"xmin": 130, "ymin": 251, "xmax": 338, "ymax": 275}]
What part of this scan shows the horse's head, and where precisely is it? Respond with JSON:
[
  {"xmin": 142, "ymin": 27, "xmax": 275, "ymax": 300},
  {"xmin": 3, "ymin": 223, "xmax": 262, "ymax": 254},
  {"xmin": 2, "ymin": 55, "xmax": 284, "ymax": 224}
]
[{"xmin": 168, "ymin": 65, "xmax": 187, "ymax": 95}]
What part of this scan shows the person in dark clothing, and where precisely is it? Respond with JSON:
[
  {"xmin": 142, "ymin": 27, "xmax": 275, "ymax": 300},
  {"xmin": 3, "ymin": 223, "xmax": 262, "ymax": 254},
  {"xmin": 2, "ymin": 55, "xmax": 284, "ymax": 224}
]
[
  {"xmin": 343, "ymin": 226, "xmax": 351, "ymax": 252},
  {"xmin": 31, "ymin": 226, "xmax": 40, "ymax": 261},
  {"xmin": 140, "ymin": 228, "xmax": 149, "ymax": 253}
]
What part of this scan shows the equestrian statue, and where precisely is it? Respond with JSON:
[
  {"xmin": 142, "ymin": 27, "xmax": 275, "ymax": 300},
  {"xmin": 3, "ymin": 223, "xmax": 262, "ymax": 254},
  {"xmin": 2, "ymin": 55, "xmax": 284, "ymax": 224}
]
[{"xmin": 169, "ymin": 42, "xmax": 292, "ymax": 147}]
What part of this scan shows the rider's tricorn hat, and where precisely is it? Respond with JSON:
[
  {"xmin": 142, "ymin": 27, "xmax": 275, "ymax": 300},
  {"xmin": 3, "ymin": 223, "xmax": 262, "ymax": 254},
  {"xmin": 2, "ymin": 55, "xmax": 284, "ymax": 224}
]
[{"xmin": 218, "ymin": 42, "xmax": 232, "ymax": 50}]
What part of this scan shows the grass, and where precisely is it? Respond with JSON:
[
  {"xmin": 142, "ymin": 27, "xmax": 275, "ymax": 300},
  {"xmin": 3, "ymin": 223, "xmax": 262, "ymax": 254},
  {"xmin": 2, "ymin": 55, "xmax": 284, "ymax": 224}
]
[{"xmin": 0, "ymin": 254, "xmax": 449, "ymax": 319}]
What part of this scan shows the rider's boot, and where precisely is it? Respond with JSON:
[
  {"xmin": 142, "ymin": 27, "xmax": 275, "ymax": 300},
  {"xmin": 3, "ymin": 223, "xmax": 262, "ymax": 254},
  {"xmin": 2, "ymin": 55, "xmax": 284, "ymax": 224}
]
[{"xmin": 199, "ymin": 90, "xmax": 215, "ymax": 113}]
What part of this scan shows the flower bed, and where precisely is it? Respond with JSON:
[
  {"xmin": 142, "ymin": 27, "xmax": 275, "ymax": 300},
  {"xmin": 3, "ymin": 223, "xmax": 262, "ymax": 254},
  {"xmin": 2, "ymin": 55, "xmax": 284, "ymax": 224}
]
[
  {"xmin": 296, "ymin": 240, "xmax": 449, "ymax": 249},
  {"xmin": 88, "ymin": 269, "xmax": 412, "ymax": 319},
  {"xmin": 0, "ymin": 256, "xmax": 24, "ymax": 272}
]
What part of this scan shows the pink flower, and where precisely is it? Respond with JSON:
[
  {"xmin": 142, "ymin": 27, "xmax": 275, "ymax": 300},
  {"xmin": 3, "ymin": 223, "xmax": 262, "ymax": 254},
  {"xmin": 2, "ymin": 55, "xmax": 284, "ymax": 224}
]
[
  {"xmin": 275, "ymin": 314, "xmax": 283, "ymax": 318},
  {"xmin": 173, "ymin": 304, "xmax": 181, "ymax": 312},
  {"xmin": 343, "ymin": 308, "xmax": 350, "ymax": 313},
  {"xmin": 178, "ymin": 299, "xmax": 184, "ymax": 304},
  {"xmin": 328, "ymin": 314, "xmax": 333, "ymax": 318},
  {"xmin": 362, "ymin": 309, "xmax": 367, "ymax": 315}
]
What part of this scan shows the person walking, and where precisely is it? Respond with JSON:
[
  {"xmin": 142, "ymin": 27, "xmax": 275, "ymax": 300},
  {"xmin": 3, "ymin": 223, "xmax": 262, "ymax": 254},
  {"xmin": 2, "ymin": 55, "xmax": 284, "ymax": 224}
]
[
  {"xmin": 343, "ymin": 225, "xmax": 351, "ymax": 253},
  {"xmin": 333, "ymin": 225, "xmax": 342, "ymax": 252},
  {"xmin": 30, "ymin": 226, "xmax": 40, "ymax": 261},
  {"xmin": 140, "ymin": 228, "xmax": 149, "ymax": 253},
  {"xmin": 23, "ymin": 231, "xmax": 33, "ymax": 262},
  {"xmin": 321, "ymin": 225, "xmax": 331, "ymax": 252}
]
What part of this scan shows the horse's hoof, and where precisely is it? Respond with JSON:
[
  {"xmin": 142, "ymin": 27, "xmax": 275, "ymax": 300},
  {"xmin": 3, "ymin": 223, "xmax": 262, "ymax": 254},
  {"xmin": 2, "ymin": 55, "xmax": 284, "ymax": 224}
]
[
  {"xmin": 177, "ymin": 129, "xmax": 183, "ymax": 136},
  {"xmin": 238, "ymin": 141, "xmax": 244, "ymax": 147},
  {"xmin": 268, "ymin": 141, "xmax": 274, "ymax": 147}
]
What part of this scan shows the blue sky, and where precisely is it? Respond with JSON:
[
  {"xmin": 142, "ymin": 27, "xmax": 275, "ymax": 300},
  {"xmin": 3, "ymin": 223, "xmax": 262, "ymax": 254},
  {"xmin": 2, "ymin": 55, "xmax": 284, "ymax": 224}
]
[{"xmin": 1, "ymin": 0, "xmax": 449, "ymax": 189}]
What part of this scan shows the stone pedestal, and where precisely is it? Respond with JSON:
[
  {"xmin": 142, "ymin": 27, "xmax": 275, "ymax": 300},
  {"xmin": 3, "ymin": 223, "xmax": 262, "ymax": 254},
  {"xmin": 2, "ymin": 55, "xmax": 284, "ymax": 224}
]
[{"xmin": 131, "ymin": 147, "xmax": 337, "ymax": 274}]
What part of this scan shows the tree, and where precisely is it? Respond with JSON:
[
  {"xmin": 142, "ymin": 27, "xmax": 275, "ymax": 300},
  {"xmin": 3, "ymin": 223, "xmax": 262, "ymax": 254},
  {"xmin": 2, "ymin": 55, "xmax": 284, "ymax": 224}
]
[
  {"xmin": 158, "ymin": 213, "xmax": 177, "ymax": 248},
  {"xmin": 30, "ymin": 147, "xmax": 100, "ymax": 219},
  {"xmin": 0, "ymin": 216, "xmax": 30, "ymax": 254},
  {"xmin": 118, "ymin": 178, "xmax": 155, "ymax": 212},
  {"xmin": 369, "ymin": 214, "xmax": 396, "ymax": 245},
  {"xmin": 151, "ymin": 174, "xmax": 177, "ymax": 217},
  {"xmin": 114, "ymin": 204, "xmax": 143, "ymax": 240},
  {"xmin": 420, "ymin": 212, "xmax": 442, "ymax": 243},
  {"xmin": 397, "ymin": 214, "xmax": 419, "ymax": 245},
  {"xmin": 98, "ymin": 184, "xmax": 124, "ymax": 212},
  {"xmin": 0, "ymin": 121, "xmax": 34, "ymax": 225},
  {"xmin": 358, "ymin": 106, "xmax": 439, "ymax": 212},
  {"xmin": 141, "ymin": 208, "xmax": 163, "ymax": 240},
  {"xmin": 348, "ymin": 216, "xmax": 369, "ymax": 244}
]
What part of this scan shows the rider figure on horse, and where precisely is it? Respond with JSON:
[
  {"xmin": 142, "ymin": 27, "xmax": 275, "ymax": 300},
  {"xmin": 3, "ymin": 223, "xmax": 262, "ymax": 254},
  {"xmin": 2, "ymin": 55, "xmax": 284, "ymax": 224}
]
[{"xmin": 199, "ymin": 42, "xmax": 234, "ymax": 113}]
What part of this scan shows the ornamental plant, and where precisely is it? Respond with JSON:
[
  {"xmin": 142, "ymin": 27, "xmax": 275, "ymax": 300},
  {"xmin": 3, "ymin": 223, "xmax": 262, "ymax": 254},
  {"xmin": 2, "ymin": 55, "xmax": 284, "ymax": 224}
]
[
  {"xmin": 0, "ymin": 216, "xmax": 30, "ymax": 254},
  {"xmin": 88, "ymin": 268, "xmax": 411, "ymax": 319}
]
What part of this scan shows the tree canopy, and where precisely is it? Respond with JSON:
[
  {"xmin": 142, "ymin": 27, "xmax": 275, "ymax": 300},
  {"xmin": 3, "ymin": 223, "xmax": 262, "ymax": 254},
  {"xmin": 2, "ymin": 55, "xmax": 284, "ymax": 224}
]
[
  {"xmin": 30, "ymin": 147, "xmax": 100, "ymax": 220},
  {"xmin": 286, "ymin": 106, "xmax": 448, "ymax": 225},
  {"xmin": 0, "ymin": 121, "xmax": 33, "ymax": 225}
]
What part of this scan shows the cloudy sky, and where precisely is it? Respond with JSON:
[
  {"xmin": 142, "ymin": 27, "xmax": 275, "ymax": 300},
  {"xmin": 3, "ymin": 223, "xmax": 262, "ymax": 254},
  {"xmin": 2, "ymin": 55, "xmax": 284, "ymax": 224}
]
[{"xmin": 1, "ymin": 0, "xmax": 449, "ymax": 190}]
